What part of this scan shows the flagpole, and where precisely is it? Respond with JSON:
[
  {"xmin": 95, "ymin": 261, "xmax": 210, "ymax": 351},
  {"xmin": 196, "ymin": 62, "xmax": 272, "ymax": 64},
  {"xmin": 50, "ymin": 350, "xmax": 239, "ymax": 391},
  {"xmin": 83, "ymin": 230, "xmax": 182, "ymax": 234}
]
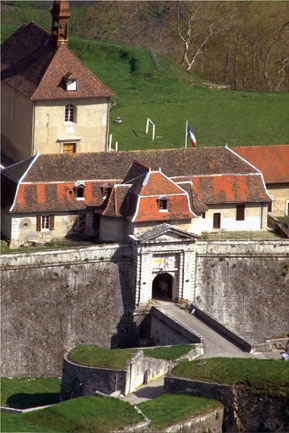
[{"xmin": 185, "ymin": 120, "xmax": 188, "ymax": 148}]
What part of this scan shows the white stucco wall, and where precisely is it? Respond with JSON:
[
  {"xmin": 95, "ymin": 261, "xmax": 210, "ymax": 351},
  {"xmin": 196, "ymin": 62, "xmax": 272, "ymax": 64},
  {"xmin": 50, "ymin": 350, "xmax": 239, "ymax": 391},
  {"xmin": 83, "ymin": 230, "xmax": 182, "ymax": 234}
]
[{"xmin": 201, "ymin": 203, "xmax": 267, "ymax": 232}]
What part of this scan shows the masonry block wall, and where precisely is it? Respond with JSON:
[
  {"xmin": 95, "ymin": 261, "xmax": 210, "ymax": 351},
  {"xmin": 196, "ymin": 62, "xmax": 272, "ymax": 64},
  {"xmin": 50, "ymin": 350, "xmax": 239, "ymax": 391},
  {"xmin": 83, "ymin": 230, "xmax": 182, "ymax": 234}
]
[
  {"xmin": 194, "ymin": 241, "xmax": 289, "ymax": 344},
  {"xmin": 1, "ymin": 240, "xmax": 289, "ymax": 377},
  {"xmin": 1, "ymin": 244, "xmax": 137, "ymax": 377}
]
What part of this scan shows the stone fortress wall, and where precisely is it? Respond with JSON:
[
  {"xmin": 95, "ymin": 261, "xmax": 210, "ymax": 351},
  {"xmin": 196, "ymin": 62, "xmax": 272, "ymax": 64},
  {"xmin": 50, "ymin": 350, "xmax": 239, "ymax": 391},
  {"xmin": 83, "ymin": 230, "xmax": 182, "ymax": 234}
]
[{"xmin": 1, "ymin": 240, "xmax": 288, "ymax": 377}]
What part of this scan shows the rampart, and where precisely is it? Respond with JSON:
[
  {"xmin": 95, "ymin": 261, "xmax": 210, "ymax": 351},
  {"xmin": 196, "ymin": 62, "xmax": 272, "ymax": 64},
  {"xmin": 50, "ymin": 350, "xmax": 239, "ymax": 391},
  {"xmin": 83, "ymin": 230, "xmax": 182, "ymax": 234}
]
[
  {"xmin": 195, "ymin": 241, "xmax": 289, "ymax": 344},
  {"xmin": 1, "ymin": 240, "xmax": 288, "ymax": 376},
  {"xmin": 164, "ymin": 376, "xmax": 289, "ymax": 432}
]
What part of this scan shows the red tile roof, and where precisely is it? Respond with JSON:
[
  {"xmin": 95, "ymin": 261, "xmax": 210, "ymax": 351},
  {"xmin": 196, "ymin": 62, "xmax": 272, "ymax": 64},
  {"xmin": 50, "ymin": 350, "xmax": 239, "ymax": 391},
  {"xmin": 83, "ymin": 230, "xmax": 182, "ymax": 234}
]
[
  {"xmin": 1, "ymin": 147, "xmax": 270, "ymax": 215},
  {"xmin": 192, "ymin": 174, "xmax": 270, "ymax": 204},
  {"xmin": 1, "ymin": 22, "xmax": 116, "ymax": 100},
  {"xmin": 232, "ymin": 145, "xmax": 289, "ymax": 184}
]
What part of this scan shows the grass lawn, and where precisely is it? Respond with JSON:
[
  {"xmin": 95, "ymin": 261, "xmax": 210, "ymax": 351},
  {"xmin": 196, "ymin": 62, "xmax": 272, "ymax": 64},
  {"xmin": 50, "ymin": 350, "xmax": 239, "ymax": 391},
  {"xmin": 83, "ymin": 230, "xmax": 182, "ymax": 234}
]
[
  {"xmin": 1, "ymin": 395, "xmax": 143, "ymax": 433},
  {"xmin": 201, "ymin": 230, "xmax": 281, "ymax": 241},
  {"xmin": 70, "ymin": 38, "xmax": 289, "ymax": 151},
  {"xmin": 68, "ymin": 344, "xmax": 194, "ymax": 369},
  {"xmin": 171, "ymin": 358, "xmax": 289, "ymax": 396},
  {"xmin": 1, "ymin": 377, "xmax": 61, "ymax": 409},
  {"xmin": 143, "ymin": 344, "xmax": 195, "ymax": 360},
  {"xmin": 139, "ymin": 394, "xmax": 222, "ymax": 432}
]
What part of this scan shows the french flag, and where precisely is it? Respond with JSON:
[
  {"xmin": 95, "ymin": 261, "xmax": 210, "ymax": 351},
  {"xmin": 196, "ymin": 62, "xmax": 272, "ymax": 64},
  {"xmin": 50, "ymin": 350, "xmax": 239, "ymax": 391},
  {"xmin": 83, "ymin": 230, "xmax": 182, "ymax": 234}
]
[{"xmin": 188, "ymin": 125, "xmax": 197, "ymax": 147}]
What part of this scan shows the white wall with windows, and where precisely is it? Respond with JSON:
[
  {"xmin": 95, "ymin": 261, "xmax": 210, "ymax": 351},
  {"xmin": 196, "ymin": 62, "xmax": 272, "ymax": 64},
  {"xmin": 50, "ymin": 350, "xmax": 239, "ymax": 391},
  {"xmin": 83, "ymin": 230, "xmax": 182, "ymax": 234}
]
[{"xmin": 200, "ymin": 203, "xmax": 268, "ymax": 232}]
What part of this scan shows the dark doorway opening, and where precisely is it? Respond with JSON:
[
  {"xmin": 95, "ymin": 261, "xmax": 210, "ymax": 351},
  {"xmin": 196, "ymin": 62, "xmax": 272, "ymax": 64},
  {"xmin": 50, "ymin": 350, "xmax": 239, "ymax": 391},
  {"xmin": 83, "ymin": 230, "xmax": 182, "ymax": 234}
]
[
  {"xmin": 213, "ymin": 212, "xmax": 221, "ymax": 229},
  {"xmin": 152, "ymin": 273, "xmax": 173, "ymax": 300}
]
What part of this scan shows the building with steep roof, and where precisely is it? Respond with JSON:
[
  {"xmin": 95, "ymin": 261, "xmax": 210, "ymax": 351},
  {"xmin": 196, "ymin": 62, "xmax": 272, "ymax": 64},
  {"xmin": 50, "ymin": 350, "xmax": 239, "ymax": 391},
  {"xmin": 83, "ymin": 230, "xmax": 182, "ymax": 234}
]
[
  {"xmin": 1, "ymin": 1, "xmax": 116, "ymax": 163},
  {"xmin": 232, "ymin": 145, "xmax": 289, "ymax": 217},
  {"xmin": 1, "ymin": 147, "xmax": 271, "ymax": 248}
]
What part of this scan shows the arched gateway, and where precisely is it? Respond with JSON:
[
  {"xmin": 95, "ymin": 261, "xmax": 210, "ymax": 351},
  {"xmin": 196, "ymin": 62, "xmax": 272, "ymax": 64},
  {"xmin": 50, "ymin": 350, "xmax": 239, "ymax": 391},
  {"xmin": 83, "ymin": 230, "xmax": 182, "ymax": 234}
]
[
  {"xmin": 130, "ymin": 223, "xmax": 199, "ymax": 306},
  {"xmin": 152, "ymin": 273, "xmax": 173, "ymax": 300}
]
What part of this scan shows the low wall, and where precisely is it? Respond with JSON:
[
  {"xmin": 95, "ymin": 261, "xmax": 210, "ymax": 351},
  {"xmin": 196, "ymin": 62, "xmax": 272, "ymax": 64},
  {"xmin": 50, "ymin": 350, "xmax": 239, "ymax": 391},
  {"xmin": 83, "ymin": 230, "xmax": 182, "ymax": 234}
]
[
  {"xmin": 60, "ymin": 349, "xmax": 170, "ymax": 401},
  {"xmin": 157, "ymin": 407, "xmax": 224, "ymax": 433},
  {"xmin": 150, "ymin": 306, "xmax": 204, "ymax": 346},
  {"xmin": 60, "ymin": 356, "xmax": 127, "ymax": 400},
  {"xmin": 190, "ymin": 305, "xmax": 252, "ymax": 352}
]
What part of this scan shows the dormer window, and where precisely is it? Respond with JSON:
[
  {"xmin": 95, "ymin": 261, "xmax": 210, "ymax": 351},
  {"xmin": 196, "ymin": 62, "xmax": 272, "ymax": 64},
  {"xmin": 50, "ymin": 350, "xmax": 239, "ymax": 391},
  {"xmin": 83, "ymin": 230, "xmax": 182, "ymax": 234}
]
[
  {"xmin": 158, "ymin": 196, "xmax": 169, "ymax": 211},
  {"xmin": 65, "ymin": 104, "xmax": 75, "ymax": 122},
  {"xmin": 101, "ymin": 183, "xmax": 112, "ymax": 199},
  {"xmin": 64, "ymin": 73, "xmax": 78, "ymax": 91},
  {"xmin": 74, "ymin": 181, "xmax": 86, "ymax": 200},
  {"xmin": 66, "ymin": 79, "xmax": 78, "ymax": 91}
]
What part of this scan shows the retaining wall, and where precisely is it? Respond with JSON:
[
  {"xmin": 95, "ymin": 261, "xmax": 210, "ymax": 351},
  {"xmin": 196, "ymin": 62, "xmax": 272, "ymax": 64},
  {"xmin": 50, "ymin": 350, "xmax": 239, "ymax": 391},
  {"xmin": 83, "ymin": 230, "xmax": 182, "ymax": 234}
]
[
  {"xmin": 1, "ymin": 240, "xmax": 289, "ymax": 376},
  {"xmin": 164, "ymin": 376, "xmax": 289, "ymax": 432}
]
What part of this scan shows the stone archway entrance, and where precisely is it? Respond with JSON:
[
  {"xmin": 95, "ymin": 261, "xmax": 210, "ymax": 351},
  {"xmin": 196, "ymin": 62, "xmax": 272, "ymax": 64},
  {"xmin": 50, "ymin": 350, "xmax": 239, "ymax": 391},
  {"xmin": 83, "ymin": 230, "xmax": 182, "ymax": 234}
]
[{"xmin": 152, "ymin": 273, "xmax": 173, "ymax": 300}]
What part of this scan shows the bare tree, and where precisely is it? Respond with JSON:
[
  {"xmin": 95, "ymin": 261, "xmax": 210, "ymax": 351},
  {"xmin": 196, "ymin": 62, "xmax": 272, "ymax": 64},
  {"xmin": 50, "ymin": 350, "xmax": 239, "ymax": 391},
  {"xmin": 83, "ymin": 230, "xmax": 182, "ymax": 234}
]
[{"xmin": 175, "ymin": 1, "xmax": 230, "ymax": 71}]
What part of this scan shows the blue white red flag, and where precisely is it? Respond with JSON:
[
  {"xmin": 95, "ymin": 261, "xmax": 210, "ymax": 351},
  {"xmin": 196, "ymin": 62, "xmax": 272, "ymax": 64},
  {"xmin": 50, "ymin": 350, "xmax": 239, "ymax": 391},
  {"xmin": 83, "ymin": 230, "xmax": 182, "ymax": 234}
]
[{"xmin": 187, "ymin": 125, "xmax": 197, "ymax": 147}]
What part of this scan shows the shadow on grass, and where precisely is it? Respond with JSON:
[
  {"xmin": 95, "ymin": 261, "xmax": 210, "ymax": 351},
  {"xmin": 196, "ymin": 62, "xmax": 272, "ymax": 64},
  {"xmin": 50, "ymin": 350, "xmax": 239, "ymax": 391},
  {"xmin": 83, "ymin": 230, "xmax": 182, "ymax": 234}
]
[{"xmin": 7, "ymin": 392, "xmax": 60, "ymax": 409}]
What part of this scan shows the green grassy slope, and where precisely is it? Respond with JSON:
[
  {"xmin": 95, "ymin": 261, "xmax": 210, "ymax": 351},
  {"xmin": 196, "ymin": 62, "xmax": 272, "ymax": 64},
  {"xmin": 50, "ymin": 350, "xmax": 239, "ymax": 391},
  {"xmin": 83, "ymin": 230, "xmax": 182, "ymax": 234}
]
[
  {"xmin": 69, "ymin": 38, "xmax": 289, "ymax": 150},
  {"xmin": 2, "ymin": 25, "xmax": 289, "ymax": 150}
]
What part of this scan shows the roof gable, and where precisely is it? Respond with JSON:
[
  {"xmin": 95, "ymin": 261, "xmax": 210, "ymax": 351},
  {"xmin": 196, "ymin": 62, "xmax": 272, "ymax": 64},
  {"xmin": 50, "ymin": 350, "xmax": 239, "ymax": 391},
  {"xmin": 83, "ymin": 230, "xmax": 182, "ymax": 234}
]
[
  {"xmin": 131, "ymin": 223, "xmax": 199, "ymax": 243},
  {"xmin": 1, "ymin": 22, "xmax": 116, "ymax": 100}
]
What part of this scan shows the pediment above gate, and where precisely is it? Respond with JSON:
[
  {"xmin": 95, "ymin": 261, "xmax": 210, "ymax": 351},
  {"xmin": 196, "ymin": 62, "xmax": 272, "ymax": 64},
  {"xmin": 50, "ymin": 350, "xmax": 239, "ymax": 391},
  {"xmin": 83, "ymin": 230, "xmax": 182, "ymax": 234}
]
[{"xmin": 130, "ymin": 223, "xmax": 199, "ymax": 244}]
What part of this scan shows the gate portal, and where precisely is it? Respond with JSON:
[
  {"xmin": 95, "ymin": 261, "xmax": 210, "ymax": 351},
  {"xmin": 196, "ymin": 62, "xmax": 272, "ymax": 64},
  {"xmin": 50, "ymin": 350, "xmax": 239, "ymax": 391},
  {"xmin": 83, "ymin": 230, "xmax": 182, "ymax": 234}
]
[{"xmin": 152, "ymin": 273, "xmax": 173, "ymax": 300}]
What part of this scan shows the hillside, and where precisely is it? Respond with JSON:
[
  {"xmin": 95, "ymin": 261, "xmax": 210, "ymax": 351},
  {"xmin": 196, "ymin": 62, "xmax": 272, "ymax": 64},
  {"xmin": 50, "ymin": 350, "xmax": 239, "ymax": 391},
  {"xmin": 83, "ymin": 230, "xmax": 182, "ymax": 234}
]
[{"xmin": 2, "ymin": 25, "xmax": 289, "ymax": 150}]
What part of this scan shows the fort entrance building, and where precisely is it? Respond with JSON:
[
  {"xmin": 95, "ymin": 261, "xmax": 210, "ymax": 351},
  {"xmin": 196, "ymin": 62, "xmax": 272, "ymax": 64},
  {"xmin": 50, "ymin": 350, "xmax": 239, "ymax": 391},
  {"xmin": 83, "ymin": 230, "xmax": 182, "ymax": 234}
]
[{"xmin": 131, "ymin": 224, "xmax": 199, "ymax": 306}]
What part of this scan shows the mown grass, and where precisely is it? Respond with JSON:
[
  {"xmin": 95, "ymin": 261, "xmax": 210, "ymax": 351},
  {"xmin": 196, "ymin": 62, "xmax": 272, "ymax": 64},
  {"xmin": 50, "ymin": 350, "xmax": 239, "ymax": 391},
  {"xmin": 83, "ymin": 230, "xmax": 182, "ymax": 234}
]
[
  {"xmin": 2, "ymin": 25, "xmax": 289, "ymax": 151},
  {"xmin": 139, "ymin": 394, "xmax": 222, "ymax": 432},
  {"xmin": 1, "ymin": 377, "xmax": 61, "ymax": 409},
  {"xmin": 143, "ymin": 344, "xmax": 195, "ymax": 360},
  {"xmin": 171, "ymin": 358, "xmax": 289, "ymax": 396},
  {"xmin": 1, "ymin": 395, "xmax": 143, "ymax": 433},
  {"xmin": 68, "ymin": 344, "xmax": 194, "ymax": 369},
  {"xmin": 68, "ymin": 345, "xmax": 138, "ymax": 369}
]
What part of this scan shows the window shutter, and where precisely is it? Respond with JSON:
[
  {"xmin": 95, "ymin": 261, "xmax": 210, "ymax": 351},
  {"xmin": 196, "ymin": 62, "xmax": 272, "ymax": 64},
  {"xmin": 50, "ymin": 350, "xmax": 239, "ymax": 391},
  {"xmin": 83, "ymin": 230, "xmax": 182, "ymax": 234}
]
[
  {"xmin": 49, "ymin": 215, "xmax": 55, "ymax": 231},
  {"xmin": 36, "ymin": 215, "xmax": 41, "ymax": 231}
]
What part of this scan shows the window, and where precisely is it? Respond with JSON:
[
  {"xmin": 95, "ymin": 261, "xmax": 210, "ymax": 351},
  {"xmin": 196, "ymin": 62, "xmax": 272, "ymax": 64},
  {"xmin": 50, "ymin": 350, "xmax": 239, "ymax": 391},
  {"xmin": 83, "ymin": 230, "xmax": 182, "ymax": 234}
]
[
  {"xmin": 158, "ymin": 197, "xmax": 168, "ymax": 211},
  {"xmin": 36, "ymin": 215, "xmax": 54, "ymax": 231},
  {"xmin": 74, "ymin": 181, "xmax": 86, "ymax": 200},
  {"xmin": 202, "ymin": 212, "xmax": 206, "ymax": 219},
  {"xmin": 76, "ymin": 187, "xmax": 84, "ymax": 198},
  {"xmin": 65, "ymin": 104, "xmax": 75, "ymax": 122},
  {"xmin": 66, "ymin": 79, "xmax": 78, "ymax": 91},
  {"xmin": 236, "ymin": 204, "xmax": 245, "ymax": 221},
  {"xmin": 62, "ymin": 143, "xmax": 76, "ymax": 153}
]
